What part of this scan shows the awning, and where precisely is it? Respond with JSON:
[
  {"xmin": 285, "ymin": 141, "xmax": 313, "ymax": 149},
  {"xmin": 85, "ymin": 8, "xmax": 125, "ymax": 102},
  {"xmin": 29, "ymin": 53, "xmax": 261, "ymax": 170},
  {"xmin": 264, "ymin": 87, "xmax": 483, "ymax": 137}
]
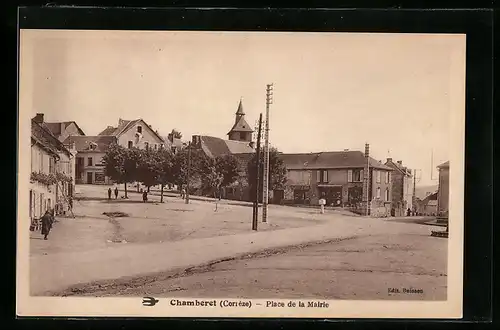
[{"xmin": 317, "ymin": 184, "xmax": 342, "ymax": 188}]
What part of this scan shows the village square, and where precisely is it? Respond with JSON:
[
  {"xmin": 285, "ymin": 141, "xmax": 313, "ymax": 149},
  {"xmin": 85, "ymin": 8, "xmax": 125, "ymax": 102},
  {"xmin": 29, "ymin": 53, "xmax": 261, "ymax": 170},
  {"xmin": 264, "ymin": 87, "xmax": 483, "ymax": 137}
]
[{"xmin": 22, "ymin": 30, "xmax": 454, "ymax": 301}]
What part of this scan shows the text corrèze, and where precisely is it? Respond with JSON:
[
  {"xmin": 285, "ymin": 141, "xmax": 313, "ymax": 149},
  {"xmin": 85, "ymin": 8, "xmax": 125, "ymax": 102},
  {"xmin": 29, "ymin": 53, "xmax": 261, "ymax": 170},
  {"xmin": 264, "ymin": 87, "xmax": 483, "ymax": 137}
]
[{"xmin": 169, "ymin": 299, "xmax": 329, "ymax": 309}]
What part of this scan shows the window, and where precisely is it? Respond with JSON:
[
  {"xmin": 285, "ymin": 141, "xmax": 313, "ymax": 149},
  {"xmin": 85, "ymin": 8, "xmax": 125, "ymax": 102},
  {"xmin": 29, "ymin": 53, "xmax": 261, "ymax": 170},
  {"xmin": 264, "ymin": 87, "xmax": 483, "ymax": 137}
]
[
  {"xmin": 87, "ymin": 157, "xmax": 93, "ymax": 166},
  {"xmin": 128, "ymin": 141, "xmax": 133, "ymax": 149},
  {"xmin": 385, "ymin": 171, "xmax": 390, "ymax": 183},
  {"xmin": 137, "ymin": 126, "xmax": 142, "ymax": 133},
  {"xmin": 49, "ymin": 157, "xmax": 54, "ymax": 174},
  {"xmin": 160, "ymin": 143, "xmax": 164, "ymax": 150},
  {"xmin": 376, "ymin": 187, "xmax": 381, "ymax": 199},
  {"xmin": 154, "ymin": 144, "xmax": 157, "ymax": 150},
  {"xmin": 376, "ymin": 170, "xmax": 381, "ymax": 183},
  {"xmin": 385, "ymin": 188, "xmax": 389, "ymax": 201},
  {"xmin": 317, "ymin": 170, "xmax": 328, "ymax": 183},
  {"xmin": 144, "ymin": 142, "xmax": 149, "ymax": 150},
  {"xmin": 348, "ymin": 169, "xmax": 362, "ymax": 182}
]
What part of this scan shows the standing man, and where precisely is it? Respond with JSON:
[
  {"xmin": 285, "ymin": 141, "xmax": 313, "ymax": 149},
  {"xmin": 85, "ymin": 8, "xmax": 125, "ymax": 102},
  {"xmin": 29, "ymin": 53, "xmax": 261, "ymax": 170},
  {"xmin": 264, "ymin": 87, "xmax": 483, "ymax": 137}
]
[
  {"xmin": 108, "ymin": 187, "xmax": 112, "ymax": 200},
  {"xmin": 142, "ymin": 190, "xmax": 148, "ymax": 203},
  {"xmin": 114, "ymin": 186, "xmax": 118, "ymax": 199},
  {"xmin": 319, "ymin": 195, "xmax": 326, "ymax": 214},
  {"xmin": 40, "ymin": 210, "xmax": 53, "ymax": 240}
]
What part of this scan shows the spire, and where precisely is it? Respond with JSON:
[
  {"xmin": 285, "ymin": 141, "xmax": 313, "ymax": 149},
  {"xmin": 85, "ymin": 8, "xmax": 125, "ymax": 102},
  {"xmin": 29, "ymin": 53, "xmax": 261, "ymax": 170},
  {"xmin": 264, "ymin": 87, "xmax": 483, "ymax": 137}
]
[{"xmin": 236, "ymin": 98, "xmax": 245, "ymax": 116}]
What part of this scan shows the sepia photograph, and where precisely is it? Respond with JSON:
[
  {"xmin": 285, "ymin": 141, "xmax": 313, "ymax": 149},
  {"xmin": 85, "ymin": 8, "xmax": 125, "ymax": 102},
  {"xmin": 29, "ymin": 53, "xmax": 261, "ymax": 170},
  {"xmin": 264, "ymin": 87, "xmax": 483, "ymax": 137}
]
[{"xmin": 17, "ymin": 29, "xmax": 465, "ymax": 318}]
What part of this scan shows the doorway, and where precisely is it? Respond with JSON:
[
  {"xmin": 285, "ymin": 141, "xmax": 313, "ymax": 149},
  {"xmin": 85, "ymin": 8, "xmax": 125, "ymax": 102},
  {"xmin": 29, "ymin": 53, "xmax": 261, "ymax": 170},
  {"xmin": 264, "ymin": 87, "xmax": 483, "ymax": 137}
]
[
  {"xmin": 87, "ymin": 172, "xmax": 93, "ymax": 184},
  {"xmin": 319, "ymin": 186, "xmax": 342, "ymax": 206}
]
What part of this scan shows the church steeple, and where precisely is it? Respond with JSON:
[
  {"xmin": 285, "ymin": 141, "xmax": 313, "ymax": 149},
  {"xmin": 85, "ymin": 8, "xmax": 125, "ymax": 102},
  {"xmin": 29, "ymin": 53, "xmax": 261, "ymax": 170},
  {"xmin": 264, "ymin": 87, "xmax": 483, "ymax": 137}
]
[{"xmin": 228, "ymin": 98, "xmax": 253, "ymax": 142}]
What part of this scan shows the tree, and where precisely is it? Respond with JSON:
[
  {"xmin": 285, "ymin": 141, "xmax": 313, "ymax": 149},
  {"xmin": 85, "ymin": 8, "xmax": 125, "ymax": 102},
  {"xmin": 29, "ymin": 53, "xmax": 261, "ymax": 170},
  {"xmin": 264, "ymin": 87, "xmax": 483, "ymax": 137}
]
[
  {"xmin": 137, "ymin": 149, "xmax": 162, "ymax": 193},
  {"xmin": 102, "ymin": 144, "xmax": 140, "ymax": 198},
  {"xmin": 202, "ymin": 158, "xmax": 224, "ymax": 211},
  {"xmin": 157, "ymin": 149, "xmax": 174, "ymax": 202},
  {"xmin": 247, "ymin": 147, "xmax": 288, "ymax": 202},
  {"xmin": 171, "ymin": 146, "xmax": 207, "ymax": 189},
  {"xmin": 215, "ymin": 154, "xmax": 240, "ymax": 188}
]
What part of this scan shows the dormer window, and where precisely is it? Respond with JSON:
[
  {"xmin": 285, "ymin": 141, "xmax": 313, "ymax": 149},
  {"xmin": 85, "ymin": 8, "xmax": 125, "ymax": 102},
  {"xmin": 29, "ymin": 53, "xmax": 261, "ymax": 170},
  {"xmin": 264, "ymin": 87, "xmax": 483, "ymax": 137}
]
[
  {"xmin": 137, "ymin": 126, "xmax": 142, "ymax": 134},
  {"xmin": 171, "ymin": 146, "xmax": 177, "ymax": 154},
  {"xmin": 144, "ymin": 142, "xmax": 149, "ymax": 150}
]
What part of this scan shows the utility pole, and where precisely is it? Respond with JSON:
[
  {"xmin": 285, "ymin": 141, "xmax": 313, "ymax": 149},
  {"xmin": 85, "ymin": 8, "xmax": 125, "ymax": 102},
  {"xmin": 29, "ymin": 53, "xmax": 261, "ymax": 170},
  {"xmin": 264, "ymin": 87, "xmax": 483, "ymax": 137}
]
[
  {"xmin": 252, "ymin": 114, "xmax": 263, "ymax": 231},
  {"xmin": 262, "ymin": 83, "xmax": 273, "ymax": 223},
  {"xmin": 185, "ymin": 141, "xmax": 192, "ymax": 204}
]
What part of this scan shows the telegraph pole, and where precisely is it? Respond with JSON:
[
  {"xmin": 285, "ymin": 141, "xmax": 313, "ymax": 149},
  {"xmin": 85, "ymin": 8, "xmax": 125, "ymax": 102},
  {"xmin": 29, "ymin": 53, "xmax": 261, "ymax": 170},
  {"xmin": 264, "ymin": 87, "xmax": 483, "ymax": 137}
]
[
  {"xmin": 262, "ymin": 83, "xmax": 273, "ymax": 223},
  {"xmin": 185, "ymin": 141, "xmax": 192, "ymax": 204},
  {"xmin": 252, "ymin": 114, "xmax": 263, "ymax": 231}
]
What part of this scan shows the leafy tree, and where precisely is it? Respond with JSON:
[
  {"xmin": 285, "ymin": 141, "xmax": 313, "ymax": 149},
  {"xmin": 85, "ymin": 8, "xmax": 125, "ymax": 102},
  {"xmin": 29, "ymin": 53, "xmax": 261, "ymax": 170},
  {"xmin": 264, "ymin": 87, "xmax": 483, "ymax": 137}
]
[
  {"xmin": 171, "ymin": 146, "xmax": 207, "ymax": 190},
  {"xmin": 215, "ymin": 154, "xmax": 240, "ymax": 188},
  {"xmin": 247, "ymin": 147, "xmax": 287, "ymax": 202},
  {"xmin": 157, "ymin": 149, "xmax": 174, "ymax": 202},
  {"xmin": 202, "ymin": 158, "xmax": 224, "ymax": 211},
  {"xmin": 137, "ymin": 149, "xmax": 162, "ymax": 193},
  {"xmin": 102, "ymin": 144, "xmax": 141, "ymax": 198}
]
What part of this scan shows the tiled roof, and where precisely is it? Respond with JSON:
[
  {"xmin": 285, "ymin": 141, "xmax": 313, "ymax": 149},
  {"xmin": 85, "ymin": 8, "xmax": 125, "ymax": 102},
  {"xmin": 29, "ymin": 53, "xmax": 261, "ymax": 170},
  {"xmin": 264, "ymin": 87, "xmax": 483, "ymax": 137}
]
[
  {"xmin": 98, "ymin": 119, "xmax": 165, "ymax": 144},
  {"xmin": 44, "ymin": 121, "xmax": 85, "ymax": 137},
  {"xmin": 385, "ymin": 160, "xmax": 412, "ymax": 176},
  {"xmin": 228, "ymin": 116, "xmax": 253, "ymax": 134},
  {"xmin": 280, "ymin": 151, "xmax": 393, "ymax": 170},
  {"xmin": 437, "ymin": 161, "xmax": 449, "ymax": 169},
  {"xmin": 31, "ymin": 120, "xmax": 71, "ymax": 157},
  {"xmin": 198, "ymin": 136, "xmax": 254, "ymax": 158},
  {"xmin": 65, "ymin": 135, "xmax": 117, "ymax": 153},
  {"xmin": 98, "ymin": 126, "xmax": 118, "ymax": 136}
]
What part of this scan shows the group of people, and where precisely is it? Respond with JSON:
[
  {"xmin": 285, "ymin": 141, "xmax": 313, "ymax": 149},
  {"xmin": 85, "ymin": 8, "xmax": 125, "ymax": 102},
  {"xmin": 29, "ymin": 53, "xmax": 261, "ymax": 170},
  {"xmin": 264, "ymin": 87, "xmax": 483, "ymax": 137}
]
[{"xmin": 107, "ymin": 187, "xmax": 119, "ymax": 200}]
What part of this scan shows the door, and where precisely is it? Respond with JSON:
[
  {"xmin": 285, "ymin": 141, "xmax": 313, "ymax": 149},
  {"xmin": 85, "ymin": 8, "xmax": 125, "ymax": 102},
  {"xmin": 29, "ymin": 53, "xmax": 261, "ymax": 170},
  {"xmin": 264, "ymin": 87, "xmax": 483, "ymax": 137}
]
[
  {"xmin": 324, "ymin": 187, "xmax": 342, "ymax": 206},
  {"xmin": 87, "ymin": 172, "xmax": 93, "ymax": 184}
]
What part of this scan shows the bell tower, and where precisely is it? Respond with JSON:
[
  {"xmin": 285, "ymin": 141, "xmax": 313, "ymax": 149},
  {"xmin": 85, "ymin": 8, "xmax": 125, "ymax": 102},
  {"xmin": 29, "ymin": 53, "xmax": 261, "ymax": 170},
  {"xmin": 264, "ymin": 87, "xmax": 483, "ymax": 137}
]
[{"xmin": 227, "ymin": 98, "xmax": 253, "ymax": 142}]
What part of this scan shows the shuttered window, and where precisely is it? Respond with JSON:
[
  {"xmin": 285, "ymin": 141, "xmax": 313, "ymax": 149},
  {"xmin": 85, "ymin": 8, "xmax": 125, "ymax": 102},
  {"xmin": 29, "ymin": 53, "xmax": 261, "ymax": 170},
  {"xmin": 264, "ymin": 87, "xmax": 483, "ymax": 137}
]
[{"xmin": 348, "ymin": 170, "xmax": 353, "ymax": 182}]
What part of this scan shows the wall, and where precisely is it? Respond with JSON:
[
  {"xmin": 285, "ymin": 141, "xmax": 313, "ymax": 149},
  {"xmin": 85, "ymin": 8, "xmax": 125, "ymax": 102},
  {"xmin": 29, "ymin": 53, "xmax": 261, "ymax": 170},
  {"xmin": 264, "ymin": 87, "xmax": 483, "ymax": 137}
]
[
  {"xmin": 76, "ymin": 152, "xmax": 111, "ymax": 184},
  {"xmin": 437, "ymin": 167, "xmax": 449, "ymax": 214},
  {"xmin": 117, "ymin": 120, "xmax": 164, "ymax": 150},
  {"xmin": 371, "ymin": 169, "xmax": 392, "ymax": 204},
  {"xmin": 30, "ymin": 144, "xmax": 56, "ymax": 220}
]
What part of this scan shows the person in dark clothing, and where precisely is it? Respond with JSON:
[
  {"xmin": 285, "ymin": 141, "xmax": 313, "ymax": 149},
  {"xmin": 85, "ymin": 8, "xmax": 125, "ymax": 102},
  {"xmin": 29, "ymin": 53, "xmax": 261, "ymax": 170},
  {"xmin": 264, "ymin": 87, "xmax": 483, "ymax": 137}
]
[
  {"xmin": 108, "ymin": 188, "xmax": 112, "ymax": 200},
  {"xmin": 114, "ymin": 187, "xmax": 118, "ymax": 199},
  {"xmin": 68, "ymin": 197, "xmax": 73, "ymax": 211},
  {"xmin": 41, "ymin": 210, "xmax": 53, "ymax": 240},
  {"xmin": 142, "ymin": 191, "xmax": 148, "ymax": 203},
  {"xmin": 407, "ymin": 208, "xmax": 411, "ymax": 216}
]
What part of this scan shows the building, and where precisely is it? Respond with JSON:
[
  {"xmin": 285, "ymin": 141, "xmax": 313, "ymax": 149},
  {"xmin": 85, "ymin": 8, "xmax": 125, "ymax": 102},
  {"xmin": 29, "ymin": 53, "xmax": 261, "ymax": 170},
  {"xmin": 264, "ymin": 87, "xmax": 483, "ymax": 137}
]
[
  {"xmin": 279, "ymin": 146, "xmax": 394, "ymax": 216},
  {"xmin": 66, "ymin": 136, "xmax": 117, "ymax": 184},
  {"xmin": 415, "ymin": 191, "xmax": 438, "ymax": 216},
  {"xmin": 189, "ymin": 99, "xmax": 256, "ymax": 200},
  {"xmin": 68, "ymin": 118, "xmax": 166, "ymax": 185},
  {"xmin": 227, "ymin": 99, "xmax": 253, "ymax": 142},
  {"xmin": 98, "ymin": 118, "xmax": 166, "ymax": 150},
  {"xmin": 42, "ymin": 120, "xmax": 86, "ymax": 142},
  {"xmin": 30, "ymin": 115, "xmax": 75, "ymax": 222},
  {"xmin": 437, "ymin": 161, "xmax": 450, "ymax": 218},
  {"xmin": 384, "ymin": 158, "xmax": 413, "ymax": 216}
]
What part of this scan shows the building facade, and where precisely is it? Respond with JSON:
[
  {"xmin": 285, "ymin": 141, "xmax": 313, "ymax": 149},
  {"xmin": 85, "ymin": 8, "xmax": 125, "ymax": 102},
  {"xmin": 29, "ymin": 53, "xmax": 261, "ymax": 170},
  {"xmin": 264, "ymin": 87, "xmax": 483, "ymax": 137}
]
[
  {"xmin": 437, "ymin": 161, "xmax": 450, "ymax": 218},
  {"xmin": 30, "ymin": 116, "xmax": 74, "ymax": 222},
  {"xmin": 384, "ymin": 158, "xmax": 413, "ymax": 216},
  {"xmin": 279, "ymin": 147, "xmax": 394, "ymax": 216}
]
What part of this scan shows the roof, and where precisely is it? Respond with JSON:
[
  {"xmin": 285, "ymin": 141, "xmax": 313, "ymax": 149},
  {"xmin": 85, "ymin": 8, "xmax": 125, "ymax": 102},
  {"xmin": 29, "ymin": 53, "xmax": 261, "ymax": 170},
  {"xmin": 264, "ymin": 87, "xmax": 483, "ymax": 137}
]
[
  {"xmin": 437, "ymin": 161, "xmax": 449, "ymax": 169},
  {"xmin": 385, "ymin": 160, "xmax": 412, "ymax": 176},
  {"xmin": 227, "ymin": 116, "xmax": 253, "ymax": 134},
  {"xmin": 198, "ymin": 135, "xmax": 254, "ymax": 158},
  {"xmin": 65, "ymin": 136, "xmax": 117, "ymax": 153},
  {"xmin": 235, "ymin": 99, "xmax": 245, "ymax": 115},
  {"xmin": 44, "ymin": 121, "xmax": 85, "ymax": 137},
  {"xmin": 31, "ymin": 120, "xmax": 71, "ymax": 157},
  {"xmin": 280, "ymin": 151, "xmax": 393, "ymax": 170},
  {"xmin": 414, "ymin": 185, "xmax": 439, "ymax": 200},
  {"xmin": 98, "ymin": 118, "xmax": 165, "ymax": 143}
]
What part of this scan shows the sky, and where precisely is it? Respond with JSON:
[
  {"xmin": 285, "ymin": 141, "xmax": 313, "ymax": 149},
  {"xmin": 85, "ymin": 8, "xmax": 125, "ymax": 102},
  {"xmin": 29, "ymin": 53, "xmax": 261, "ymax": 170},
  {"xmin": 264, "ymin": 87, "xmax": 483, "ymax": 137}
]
[{"xmin": 20, "ymin": 30, "xmax": 465, "ymax": 186}]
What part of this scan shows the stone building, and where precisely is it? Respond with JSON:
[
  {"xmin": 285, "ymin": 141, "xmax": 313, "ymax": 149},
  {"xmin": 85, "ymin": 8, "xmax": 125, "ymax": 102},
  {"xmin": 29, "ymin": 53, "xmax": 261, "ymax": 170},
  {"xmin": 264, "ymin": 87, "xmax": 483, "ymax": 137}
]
[
  {"xmin": 278, "ymin": 145, "xmax": 394, "ymax": 216},
  {"xmin": 384, "ymin": 158, "xmax": 413, "ymax": 216}
]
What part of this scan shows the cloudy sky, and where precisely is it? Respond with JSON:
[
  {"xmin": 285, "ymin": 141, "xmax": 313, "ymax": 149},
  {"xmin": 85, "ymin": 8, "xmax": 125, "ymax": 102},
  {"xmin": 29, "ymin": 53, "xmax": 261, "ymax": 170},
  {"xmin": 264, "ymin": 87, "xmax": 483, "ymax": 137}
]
[{"xmin": 20, "ymin": 30, "xmax": 465, "ymax": 186}]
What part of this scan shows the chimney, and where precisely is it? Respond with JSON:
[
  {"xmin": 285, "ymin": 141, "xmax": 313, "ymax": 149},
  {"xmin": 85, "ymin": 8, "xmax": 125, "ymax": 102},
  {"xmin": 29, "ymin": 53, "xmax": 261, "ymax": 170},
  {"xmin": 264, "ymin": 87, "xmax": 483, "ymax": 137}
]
[
  {"xmin": 397, "ymin": 160, "xmax": 402, "ymax": 165},
  {"xmin": 60, "ymin": 122, "xmax": 65, "ymax": 134},
  {"xmin": 387, "ymin": 157, "xmax": 392, "ymax": 163},
  {"xmin": 118, "ymin": 118, "xmax": 124, "ymax": 126},
  {"xmin": 192, "ymin": 135, "xmax": 201, "ymax": 147},
  {"xmin": 344, "ymin": 149, "xmax": 349, "ymax": 152},
  {"xmin": 33, "ymin": 113, "xmax": 44, "ymax": 123},
  {"xmin": 249, "ymin": 141, "xmax": 255, "ymax": 149}
]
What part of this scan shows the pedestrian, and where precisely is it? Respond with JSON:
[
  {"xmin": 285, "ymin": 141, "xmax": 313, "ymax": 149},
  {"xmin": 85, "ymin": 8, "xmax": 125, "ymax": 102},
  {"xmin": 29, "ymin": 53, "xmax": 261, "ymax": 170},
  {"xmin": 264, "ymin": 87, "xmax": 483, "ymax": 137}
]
[
  {"xmin": 40, "ymin": 209, "xmax": 53, "ymax": 240},
  {"xmin": 407, "ymin": 208, "xmax": 411, "ymax": 216},
  {"xmin": 181, "ymin": 187, "xmax": 186, "ymax": 199},
  {"xmin": 68, "ymin": 197, "xmax": 73, "ymax": 211},
  {"xmin": 142, "ymin": 190, "xmax": 148, "ymax": 203},
  {"xmin": 108, "ymin": 187, "xmax": 112, "ymax": 200},
  {"xmin": 114, "ymin": 187, "xmax": 118, "ymax": 199},
  {"xmin": 319, "ymin": 197, "xmax": 326, "ymax": 214}
]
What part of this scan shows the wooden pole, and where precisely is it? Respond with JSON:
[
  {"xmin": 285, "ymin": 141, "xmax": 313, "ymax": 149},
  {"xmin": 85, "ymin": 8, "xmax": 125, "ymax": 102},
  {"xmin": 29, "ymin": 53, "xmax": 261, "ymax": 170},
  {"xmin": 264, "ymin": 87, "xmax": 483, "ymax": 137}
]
[
  {"xmin": 262, "ymin": 83, "xmax": 273, "ymax": 223},
  {"xmin": 252, "ymin": 114, "xmax": 263, "ymax": 231},
  {"xmin": 185, "ymin": 141, "xmax": 191, "ymax": 204}
]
